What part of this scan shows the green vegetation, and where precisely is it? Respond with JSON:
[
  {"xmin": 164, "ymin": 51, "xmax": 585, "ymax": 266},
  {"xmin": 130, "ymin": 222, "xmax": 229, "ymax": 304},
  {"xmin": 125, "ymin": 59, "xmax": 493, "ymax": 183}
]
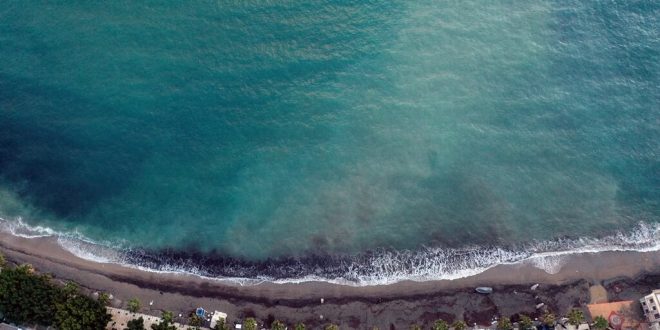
[
  {"xmin": 162, "ymin": 311, "xmax": 174, "ymax": 323},
  {"xmin": 324, "ymin": 324, "xmax": 339, "ymax": 330},
  {"xmin": 150, "ymin": 311, "xmax": 176, "ymax": 330},
  {"xmin": 0, "ymin": 252, "xmax": 6, "ymax": 267},
  {"xmin": 214, "ymin": 318, "xmax": 230, "ymax": 330},
  {"xmin": 542, "ymin": 312, "xmax": 556, "ymax": 326},
  {"xmin": 568, "ymin": 309, "xmax": 584, "ymax": 326},
  {"xmin": 151, "ymin": 320, "xmax": 176, "ymax": 330},
  {"xmin": 98, "ymin": 292, "xmax": 111, "ymax": 306},
  {"xmin": 128, "ymin": 297, "xmax": 141, "ymax": 313},
  {"xmin": 434, "ymin": 319, "xmax": 449, "ymax": 330},
  {"xmin": 0, "ymin": 255, "xmax": 621, "ymax": 330},
  {"xmin": 0, "ymin": 262, "xmax": 112, "ymax": 329},
  {"xmin": 55, "ymin": 293, "xmax": 112, "ymax": 330},
  {"xmin": 62, "ymin": 281, "xmax": 79, "ymax": 297},
  {"xmin": 271, "ymin": 320, "xmax": 286, "ymax": 330},
  {"xmin": 593, "ymin": 316, "xmax": 609, "ymax": 330},
  {"xmin": 126, "ymin": 317, "xmax": 147, "ymax": 330},
  {"xmin": 151, "ymin": 312, "xmax": 177, "ymax": 330},
  {"xmin": 0, "ymin": 264, "xmax": 60, "ymax": 325},
  {"xmin": 519, "ymin": 315, "xmax": 534, "ymax": 330},
  {"xmin": 243, "ymin": 317, "xmax": 258, "ymax": 330},
  {"xmin": 452, "ymin": 320, "xmax": 467, "ymax": 330},
  {"xmin": 497, "ymin": 317, "xmax": 512, "ymax": 330},
  {"xmin": 189, "ymin": 314, "xmax": 203, "ymax": 327}
]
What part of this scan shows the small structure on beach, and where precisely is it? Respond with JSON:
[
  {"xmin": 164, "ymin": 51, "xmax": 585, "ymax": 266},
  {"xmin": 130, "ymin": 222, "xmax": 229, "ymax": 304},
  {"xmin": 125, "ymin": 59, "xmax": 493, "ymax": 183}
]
[{"xmin": 475, "ymin": 287, "xmax": 493, "ymax": 294}]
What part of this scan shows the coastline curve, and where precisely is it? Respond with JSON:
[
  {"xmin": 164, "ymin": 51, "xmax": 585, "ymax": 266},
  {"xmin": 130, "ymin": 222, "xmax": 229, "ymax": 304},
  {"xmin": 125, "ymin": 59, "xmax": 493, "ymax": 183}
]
[{"xmin": 1, "ymin": 217, "xmax": 658, "ymax": 286}]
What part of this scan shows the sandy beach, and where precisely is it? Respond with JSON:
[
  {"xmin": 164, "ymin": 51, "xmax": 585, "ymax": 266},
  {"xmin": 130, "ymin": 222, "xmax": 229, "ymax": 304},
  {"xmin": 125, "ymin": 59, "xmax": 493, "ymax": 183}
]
[{"xmin": 1, "ymin": 232, "xmax": 658, "ymax": 329}]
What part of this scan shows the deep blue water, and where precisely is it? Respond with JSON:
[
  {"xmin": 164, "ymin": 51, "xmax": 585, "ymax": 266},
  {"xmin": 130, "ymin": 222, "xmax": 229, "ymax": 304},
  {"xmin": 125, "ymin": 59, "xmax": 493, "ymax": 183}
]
[{"xmin": 0, "ymin": 1, "xmax": 658, "ymax": 281}]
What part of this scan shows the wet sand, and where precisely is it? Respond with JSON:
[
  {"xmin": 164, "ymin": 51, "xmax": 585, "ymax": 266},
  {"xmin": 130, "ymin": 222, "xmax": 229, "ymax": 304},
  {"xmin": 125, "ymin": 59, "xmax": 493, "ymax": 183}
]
[{"xmin": 1, "ymin": 232, "xmax": 658, "ymax": 329}]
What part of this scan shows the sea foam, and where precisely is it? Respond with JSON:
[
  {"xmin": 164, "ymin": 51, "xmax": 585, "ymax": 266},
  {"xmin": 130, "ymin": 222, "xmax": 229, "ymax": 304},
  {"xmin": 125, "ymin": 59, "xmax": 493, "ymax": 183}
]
[{"xmin": 1, "ymin": 216, "xmax": 658, "ymax": 286}]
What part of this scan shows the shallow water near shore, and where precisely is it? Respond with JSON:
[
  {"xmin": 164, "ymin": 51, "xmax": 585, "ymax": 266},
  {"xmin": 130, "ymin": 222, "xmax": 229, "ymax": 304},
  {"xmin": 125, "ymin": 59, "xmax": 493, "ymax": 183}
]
[{"xmin": 0, "ymin": 1, "xmax": 658, "ymax": 283}]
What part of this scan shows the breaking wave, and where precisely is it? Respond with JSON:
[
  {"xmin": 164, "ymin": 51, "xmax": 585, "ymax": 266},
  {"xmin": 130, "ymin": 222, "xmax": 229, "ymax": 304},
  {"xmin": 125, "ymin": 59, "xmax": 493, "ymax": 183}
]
[{"xmin": 1, "ymin": 217, "xmax": 658, "ymax": 286}]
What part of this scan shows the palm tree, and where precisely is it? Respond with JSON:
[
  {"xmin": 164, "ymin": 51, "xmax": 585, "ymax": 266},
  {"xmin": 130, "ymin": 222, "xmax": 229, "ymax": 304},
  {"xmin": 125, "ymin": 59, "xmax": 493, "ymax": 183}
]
[
  {"xmin": 125, "ymin": 317, "xmax": 146, "ymax": 330},
  {"xmin": 127, "ymin": 298, "xmax": 141, "ymax": 313},
  {"xmin": 324, "ymin": 324, "xmax": 339, "ymax": 330},
  {"xmin": 151, "ymin": 320, "xmax": 175, "ymax": 330},
  {"xmin": 162, "ymin": 311, "xmax": 174, "ymax": 323},
  {"xmin": 271, "ymin": 320, "xmax": 286, "ymax": 330},
  {"xmin": 497, "ymin": 317, "xmax": 512, "ymax": 330},
  {"xmin": 98, "ymin": 292, "xmax": 111, "ymax": 306},
  {"xmin": 452, "ymin": 320, "xmax": 467, "ymax": 330},
  {"xmin": 567, "ymin": 309, "xmax": 584, "ymax": 327},
  {"xmin": 151, "ymin": 312, "xmax": 176, "ymax": 330},
  {"xmin": 542, "ymin": 312, "xmax": 556, "ymax": 327},
  {"xmin": 592, "ymin": 316, "xmax": 608, "ymax": 330},
  {"xmin": 519, "ymin": 315, "xmax": 534, "ymax": 330},
  {"xmin": 243, "ymin": 318, "xmax": 258, "ymax": 330},
  {"xmin": 434, "ymin": 319, "xmax": 449, "ymax": 330},
  {"xmin": 214, "ymin": 318, "xmax": 230, "ymax": 330},
  {"xmin": 294, "ymin": 323, "xmax": 306, "ymax": 330}
]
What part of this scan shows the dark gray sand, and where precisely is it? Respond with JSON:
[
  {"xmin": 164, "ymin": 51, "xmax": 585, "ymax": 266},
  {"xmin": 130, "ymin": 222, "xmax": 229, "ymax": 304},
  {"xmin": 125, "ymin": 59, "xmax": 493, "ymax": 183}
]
[{"xmin": 1, "ymin": 233, "xmax": 658, "ymax": 329}]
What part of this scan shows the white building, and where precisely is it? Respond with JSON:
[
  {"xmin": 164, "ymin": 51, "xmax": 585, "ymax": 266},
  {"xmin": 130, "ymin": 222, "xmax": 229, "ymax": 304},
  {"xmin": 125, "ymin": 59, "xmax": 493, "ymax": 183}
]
[
  {"xmin": 210, "ymin": 310, "xmax": 228, "ymax": 329},
  {"xmin": 640, "ymin": 289, "xmax": 660, "ymax": 324}
]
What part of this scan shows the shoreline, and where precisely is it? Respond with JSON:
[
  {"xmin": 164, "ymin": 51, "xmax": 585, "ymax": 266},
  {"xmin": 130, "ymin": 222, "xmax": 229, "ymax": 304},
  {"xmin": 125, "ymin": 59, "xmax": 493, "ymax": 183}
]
[
  {"xmin": 1, "ymin": 231, "xmax": 659, "ymax": 328},
  {"xmin": 3, "ymin": 218, "xmax": 659, "ymax": 286}
]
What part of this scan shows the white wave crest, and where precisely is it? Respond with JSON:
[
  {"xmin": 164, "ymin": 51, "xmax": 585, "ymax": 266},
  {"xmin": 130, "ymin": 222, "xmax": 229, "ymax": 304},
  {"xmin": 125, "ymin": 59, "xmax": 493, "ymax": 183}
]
[
  {"xmin": 56, "ymin": 237, "xmax": 121, "ymax": 264},
  {"xmin": 0, "ymin": 216, "xmax": 59, "ymax": 238},
  {"xmin": 1, "ymin": 216, "xmax": 658, "ymax": 286},
  {"xmin": 525, "ymin": 255, "xmax": 566, "ymax": 274}
]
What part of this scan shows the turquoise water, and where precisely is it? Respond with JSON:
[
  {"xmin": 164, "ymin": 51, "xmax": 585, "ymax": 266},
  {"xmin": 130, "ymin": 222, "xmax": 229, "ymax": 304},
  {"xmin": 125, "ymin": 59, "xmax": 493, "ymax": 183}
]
[{"xmin": 0, "ymin": 1, "xmax": 658, "ymax": 280}]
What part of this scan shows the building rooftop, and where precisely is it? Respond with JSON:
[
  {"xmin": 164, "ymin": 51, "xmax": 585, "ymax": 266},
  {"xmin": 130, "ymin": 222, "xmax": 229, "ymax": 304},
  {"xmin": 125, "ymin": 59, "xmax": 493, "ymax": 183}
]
[{"xmin": 587, "ymin": 301, "xmax": 639, "ymax": 330}]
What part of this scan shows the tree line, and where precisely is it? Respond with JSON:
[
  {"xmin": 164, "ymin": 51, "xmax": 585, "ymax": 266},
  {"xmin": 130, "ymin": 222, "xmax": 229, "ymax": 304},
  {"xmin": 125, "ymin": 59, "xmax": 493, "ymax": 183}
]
[
  {"xmin": 0, "ymin": 258, "xmax": 111, "ymax": 329},
  {"xmin": 217, "ymin": 310, "xmax": 608, "ymax": 330},
  {"xmin": 123, "ymin": 309, "xmax": 608, "ymax": 330}
]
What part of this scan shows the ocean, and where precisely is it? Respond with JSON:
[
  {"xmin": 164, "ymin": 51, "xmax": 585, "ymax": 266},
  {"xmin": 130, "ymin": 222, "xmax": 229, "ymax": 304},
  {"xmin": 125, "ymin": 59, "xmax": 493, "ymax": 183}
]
[{"xmin": 0, "ymin": 1, "xmax": 658, "ymax": 284}]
